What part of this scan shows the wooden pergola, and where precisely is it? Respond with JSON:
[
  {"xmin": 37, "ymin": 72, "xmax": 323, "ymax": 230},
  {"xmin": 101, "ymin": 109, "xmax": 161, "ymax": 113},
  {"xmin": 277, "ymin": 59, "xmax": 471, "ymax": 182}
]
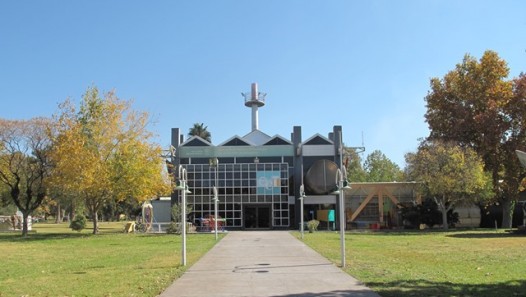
[{"xmin": 345, "ymin": 182, "xmax": 421, "ymax": 227}]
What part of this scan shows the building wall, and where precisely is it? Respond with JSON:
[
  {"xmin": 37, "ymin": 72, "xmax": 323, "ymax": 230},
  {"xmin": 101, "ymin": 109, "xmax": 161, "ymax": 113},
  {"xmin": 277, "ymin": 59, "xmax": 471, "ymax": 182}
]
[
  {"xmin": 151, "ymin": 199, "xmax": 171, "ymax": 223},
  {"xmin": 184, "ymin": 163, "xmax": 289, "ymax": 228},
  {"xmin": 170, "ymin": 125, "xmax": 344, "ymax": 229}
]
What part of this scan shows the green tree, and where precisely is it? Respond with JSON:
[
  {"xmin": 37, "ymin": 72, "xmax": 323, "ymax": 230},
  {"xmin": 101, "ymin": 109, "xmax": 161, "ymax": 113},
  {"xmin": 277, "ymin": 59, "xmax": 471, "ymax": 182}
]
[
  {"xmin": 188, "ymin": 123, "xmax": 211, "ymax": 142},
  {"xmin": 49, "ymin": 86, "xmax": 172, "ymax": 234},
  {"xmin": 0, "ymin": 176, "xmax": 11, "ymax": 208},
  {"xmin": 424, "ymin": 50, "xmax": 526, "ymax": 228},
  {"xmin": 405, "ymin": 140, "xmax": 493, "ymax": 230},
  {"xmin": 167, "ymin": 203, "xmax": 193, "ymax": 234},
  {"xmin": 363, "ymin": 150, "xmax": 404, "ymax": 182},
  {"xmin": 344, "ymin": 147, "xmax": 367, "ymax": 182},
  {"xmin": 0, "ymin": 118, "xmax": 52, "ymax": 236}
]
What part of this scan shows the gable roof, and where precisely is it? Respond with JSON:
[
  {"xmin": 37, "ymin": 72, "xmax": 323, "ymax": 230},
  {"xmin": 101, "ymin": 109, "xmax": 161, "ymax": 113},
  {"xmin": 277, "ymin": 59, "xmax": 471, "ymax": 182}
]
[
  {"xmin": 181, "ymin": 135, "xmax": 212, "ymax": 147},
  {"xmin": 302, "ymin": 133, "xmax": 334, "ymax": 145},
  {"xmin": 263, "ymin": 135, "xmax": 292, "ymax": 145},
  {"xmin": 219, "ymin": 135, "xmax": 253, "ymax": 146},
  {"xmin": 241, "ymin": 130, "xmax": 272, "ymax": 146}
]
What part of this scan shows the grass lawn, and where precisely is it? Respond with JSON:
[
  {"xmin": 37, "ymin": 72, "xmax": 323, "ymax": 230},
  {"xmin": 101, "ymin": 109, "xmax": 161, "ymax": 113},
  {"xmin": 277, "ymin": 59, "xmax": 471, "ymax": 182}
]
[
  {"xmin": 299, "ymin": 229, "xmax": 526, "ymax": 297},
  {"xmin": 0, "ymin": 222, "xmax": 222, "ymax": 297}
]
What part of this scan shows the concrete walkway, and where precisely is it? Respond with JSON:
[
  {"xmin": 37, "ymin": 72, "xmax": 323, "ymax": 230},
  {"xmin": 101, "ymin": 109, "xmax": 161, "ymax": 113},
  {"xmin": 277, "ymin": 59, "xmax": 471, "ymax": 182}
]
[{"xmin": 158, "ymin": 231, "xmax": 381, "ymax": 297}]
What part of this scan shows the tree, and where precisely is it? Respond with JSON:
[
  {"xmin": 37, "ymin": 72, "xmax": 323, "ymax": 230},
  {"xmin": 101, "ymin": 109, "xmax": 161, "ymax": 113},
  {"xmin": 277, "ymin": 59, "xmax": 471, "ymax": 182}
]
[
  {"xmin": 344, "ymin": 147, "xmax": 367, "ymax": 182},
  {"xmin": 0, "ymin": 118, "xmax": 52, "ymax": 236},
  {"xmin": 399, "ymin": 198, "xmax": 459, "ymax": 229},
  {"xmin": 424, "ymin": 50, "xmax": 526, "ymax": 228},
  {"xmin": 501, "ymin": 73, "xmax": 526, "ymax": 225},
  {"xmin": 167, "ymin": 203, "xmax": 193, "ymax": 234},
  {"xmin": 188, "ymin": 123, "xmax": 211, "ymax": 142},
  {"xmin": 49, "ymin": 86, "xmax": 172, "ymax": 234},
  {"xmin": 363, "ymin": 150, "xmax": 404, "ymax": 182},
  {"xmin": 405, "ymin": 140, "xmax": 493, "ymax": 230}
]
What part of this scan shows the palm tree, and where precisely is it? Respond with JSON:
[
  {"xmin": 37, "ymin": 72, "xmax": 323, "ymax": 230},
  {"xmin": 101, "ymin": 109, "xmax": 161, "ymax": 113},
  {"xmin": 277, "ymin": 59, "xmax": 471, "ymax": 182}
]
[{"xmin": 188, "ymin": 123, "xmax": 211, "ymax": 142}]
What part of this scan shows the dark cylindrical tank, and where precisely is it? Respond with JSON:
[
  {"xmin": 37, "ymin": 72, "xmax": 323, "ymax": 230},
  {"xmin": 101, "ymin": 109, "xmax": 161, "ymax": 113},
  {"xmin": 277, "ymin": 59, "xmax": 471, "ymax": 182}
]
[{"xmin": 304, "ymin": 159, "xmax": 338, "ymax": 195}]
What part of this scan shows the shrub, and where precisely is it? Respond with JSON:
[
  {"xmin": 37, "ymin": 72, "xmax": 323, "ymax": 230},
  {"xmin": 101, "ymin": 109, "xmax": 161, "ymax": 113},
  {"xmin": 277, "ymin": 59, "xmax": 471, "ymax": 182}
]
[
  {"xmin": 166, "ymin": 222, "xmax": 197, "ymax": 234},
  {"xmin": 399, "ymin": 198, "xmax": 459, "ymax": 229},
  {"xmin": 171, "ymin": 203, "xmax": 193, "ymax": 222},
  {"xmin": 169, "ymin": 203, "xmax": 193, "ymax": 234},
  {"xmin": 166, "ymin": 222, "xmax": 181, "ymax": 234},
  {"xmin": 69, "ymin": 214, "xmax": 87, "ymax": 232},
  {"xmin": 307, "ymin": 219, "xmax": 320, "ymax": 233}
]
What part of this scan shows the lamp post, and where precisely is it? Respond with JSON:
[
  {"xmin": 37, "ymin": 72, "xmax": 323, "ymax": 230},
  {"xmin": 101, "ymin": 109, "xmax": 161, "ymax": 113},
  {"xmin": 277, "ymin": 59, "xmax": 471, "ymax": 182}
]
[
  {"xmin": 333, "ymin": 131, "xmax": 351, "ymax": 268},
  {"xmin": 299, "ymin": 184, "xmax": 306, "ymax": 239},
  {"xmin": 332, "ymin": 168, "xmax": 350, "ymax": 267},
  {"xmin": 213, "ymin": 186, "xmax": 219, "ymax": 240},
  {"xmin": 210, "ymin": 158, "xmax": 219, "ymax": 241},
  {"xmin": 176, "ymin": 166, "xmax": 190, "ymax": 266},
  {"xmin": 337, "ymin": 169, "xmax": 346, "ymax": 268}
]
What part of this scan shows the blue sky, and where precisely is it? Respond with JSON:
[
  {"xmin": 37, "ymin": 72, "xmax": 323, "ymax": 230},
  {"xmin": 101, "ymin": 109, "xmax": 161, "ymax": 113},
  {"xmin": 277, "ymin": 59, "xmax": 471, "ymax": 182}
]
[{"xmin": 1, "ymin": 1, "xmax": 525, "ymax": 167}]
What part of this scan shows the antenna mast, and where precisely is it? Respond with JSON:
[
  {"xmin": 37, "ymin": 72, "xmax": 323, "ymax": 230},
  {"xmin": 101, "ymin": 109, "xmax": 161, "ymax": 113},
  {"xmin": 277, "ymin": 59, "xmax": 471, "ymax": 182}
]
[{"xmin": 242, "ymin": 83, "xmax": 266, "ymax": 131}]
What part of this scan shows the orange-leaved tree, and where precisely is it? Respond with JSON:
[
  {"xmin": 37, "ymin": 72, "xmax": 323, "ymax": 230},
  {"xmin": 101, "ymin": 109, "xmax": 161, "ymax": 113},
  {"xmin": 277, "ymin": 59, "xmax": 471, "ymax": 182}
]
[
  {"xmin": 425, "ymin": 50, "xmax": 526, "ymax": 228},
  {"xmin": 49, "ymin": 86, "xmax": 172, "ymax": 234}
]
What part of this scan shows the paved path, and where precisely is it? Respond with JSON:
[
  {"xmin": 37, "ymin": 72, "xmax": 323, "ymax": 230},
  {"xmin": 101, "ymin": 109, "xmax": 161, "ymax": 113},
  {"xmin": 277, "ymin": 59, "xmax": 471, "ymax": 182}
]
[{"xmin": 158, "ymin": 231, "xmax": 381, "ymax": 297}]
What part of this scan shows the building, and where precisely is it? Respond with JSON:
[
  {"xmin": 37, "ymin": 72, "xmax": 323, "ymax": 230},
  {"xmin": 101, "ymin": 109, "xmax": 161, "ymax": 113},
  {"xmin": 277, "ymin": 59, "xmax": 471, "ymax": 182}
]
[{"xmin": 168, "ymin": 83, "xmax": 422, "ymax": 230}]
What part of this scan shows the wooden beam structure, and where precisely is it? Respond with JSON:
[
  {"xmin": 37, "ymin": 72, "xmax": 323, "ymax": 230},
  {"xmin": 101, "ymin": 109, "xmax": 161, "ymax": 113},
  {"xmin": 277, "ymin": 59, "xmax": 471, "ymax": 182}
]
[{"xmin": 346, "ymin": 182, "xmax": 420, "ymax": 227}]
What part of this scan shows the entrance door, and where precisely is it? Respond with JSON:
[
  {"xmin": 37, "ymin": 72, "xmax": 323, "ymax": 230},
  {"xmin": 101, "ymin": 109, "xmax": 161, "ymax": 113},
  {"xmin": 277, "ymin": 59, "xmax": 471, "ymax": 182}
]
[{"xmin": 244, "ymin": 205, "xmax": 271, "ymax": 229}]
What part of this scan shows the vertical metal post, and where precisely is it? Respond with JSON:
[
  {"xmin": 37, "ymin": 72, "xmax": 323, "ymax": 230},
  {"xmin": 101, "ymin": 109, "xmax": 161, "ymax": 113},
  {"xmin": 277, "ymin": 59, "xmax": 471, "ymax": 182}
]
[
  {"xmin": 180, "ymin": 168, "xmax": 187, "ymax": 266},
  {"xmin": 214, "ymin": 187, "xmax": 218, "ymax": 241},
  {"xmin": 299, "ymin": 184, "xmax": 305, "ymax": 240},
  {"xmin": 300, "ymin": 197, "xmax": 304, "ymax": 239},
  {"xmin": 339, "ymin": 176, "xmax": 346, "ymax": 268},
  {"xmin": 214, "ymin": 158, "xmax": 219, "ymax": 241},
  {"xmin": 211, "ymin": 158, "xmax": 219, "ymax": 241},
  {"xmin": 338, "ymin": 131, "xmax": 346, "ymax": 268}
]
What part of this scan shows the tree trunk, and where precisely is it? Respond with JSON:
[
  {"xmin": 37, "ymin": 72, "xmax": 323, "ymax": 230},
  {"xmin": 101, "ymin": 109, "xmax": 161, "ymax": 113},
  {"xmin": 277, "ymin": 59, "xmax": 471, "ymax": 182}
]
[
  {"xmin": 62, "ymin": 209, "xmax": 68, "ymax": 222},
  {"xmin": 21, "ymin": 212, "xmax": 29, "ymax": 237},
  {"xmin": 70, "ymin": 202, "xmax": 76, "ymax": 222},
  {"xmin": 501, "ymin": 199, "xmax": 514, "ymax": 229},
  {"xmin": 55, "ymin": 204, "xmax": 62, "ymax": 223},
  {"xmin": 92, "ymin": 211, "xmax": 99, "ymax": 234},
  {"xmin": 435, "ymin": 196, "xmax": 449, "ymax": 231},
  {"xmin": 441, "ymin": 206, "xmax": 449, "ymax": 231}
]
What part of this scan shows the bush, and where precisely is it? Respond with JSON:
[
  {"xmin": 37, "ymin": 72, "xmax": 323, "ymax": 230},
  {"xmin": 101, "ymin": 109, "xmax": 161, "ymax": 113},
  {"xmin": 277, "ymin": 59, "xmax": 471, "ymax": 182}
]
[
  {"xmin": 166, "ymin": 222, "xmax": 197, "ymax": 234},
  {"xmin": 166, "ymin": 222, "xmax": 181, "ymax": 234},
  {"xmin": 399, "ymin": 198, "xmax": 459, "ymax": 229},
  {"xmin": 170, "ymin": 203, "xmax": 193, "ymax": 234},
  {"xmin": 307, "ymin": 220, "xmax": 320, "ymax": 233},
  {"xmin": 171, "ymin": 203, "xmax": 193, "ymax": 222},
  {"xmin": 69, "ymin": 214, "xmax": 87, "ymax": 232}
]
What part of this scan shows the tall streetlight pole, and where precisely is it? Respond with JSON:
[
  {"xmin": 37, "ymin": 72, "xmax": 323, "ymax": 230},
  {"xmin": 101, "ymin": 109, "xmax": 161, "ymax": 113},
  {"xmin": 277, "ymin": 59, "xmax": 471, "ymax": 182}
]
[
  {"xmin": 336, "ymin": 169, "xmax": 346, "ymax": 268},
  {"xmin": 299, "ymin": 184, "xmax": 306, "ymax": 239},
  {"xmin": 210, "ymin": 158, "xmax": 219, "ymax": 241},
  {"xmin": 213, "ymin": 186, "xmax": 219, "ymax": 240},
  {"xmin": 334, "ymin": 131, "xmax": 350, "ymax": 268},
  {"xmin": 176, "ymin": 166, "xmax": 190, "ymax": 266}
]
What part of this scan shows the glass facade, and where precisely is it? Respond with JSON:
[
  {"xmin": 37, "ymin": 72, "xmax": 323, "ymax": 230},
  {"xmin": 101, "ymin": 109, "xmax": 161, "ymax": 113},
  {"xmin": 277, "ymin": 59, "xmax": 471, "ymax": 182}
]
[{"xmin": 184, "ymin": 162, "xmax": 290, "ymax": 228}]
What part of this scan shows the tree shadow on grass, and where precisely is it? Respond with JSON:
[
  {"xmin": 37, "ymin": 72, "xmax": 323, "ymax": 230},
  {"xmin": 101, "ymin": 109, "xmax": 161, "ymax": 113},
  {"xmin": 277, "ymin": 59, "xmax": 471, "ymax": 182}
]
[
  {"xmin": 366, "ymin": 279, "xmax": 526, "ymax": 297},
  {"xmin": 345, "ymin": 229, "xmax": 526, "ymax": 238},
  {"xmin": 0, "ymin": 228, "xmax": 168, "ymax": 242},
  {"xmin": 345, "ymin": 230, "xmax": 431, "ymax": 236},
  {"xmin": 0, "ymin": 232, "xmax": 89, "ymax": 242},
  {"xmin": 270, "ymin": 289, "xmax": 380, "ymax": 297},
  {"xmin": 0, "ymin": 226, "xmax": 130, "ymax": 242},
  {"xmin": 446, "ymin": 232, "xmax": 526, "ymax": 239},
  {"xmin": 346, "ymin": 229, "xmax": 459, "ymax": 236},
  {"xmin": 269, "ymin": 280, "xmax": 526, "ymax": 297}
]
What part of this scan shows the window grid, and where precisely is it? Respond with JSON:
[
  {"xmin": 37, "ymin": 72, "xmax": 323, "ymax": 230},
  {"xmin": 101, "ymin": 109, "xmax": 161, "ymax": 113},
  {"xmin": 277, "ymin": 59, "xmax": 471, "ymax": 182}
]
[{"xmin": 184, "ymin": 163, "xmax": 289, "ymax": 228}]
